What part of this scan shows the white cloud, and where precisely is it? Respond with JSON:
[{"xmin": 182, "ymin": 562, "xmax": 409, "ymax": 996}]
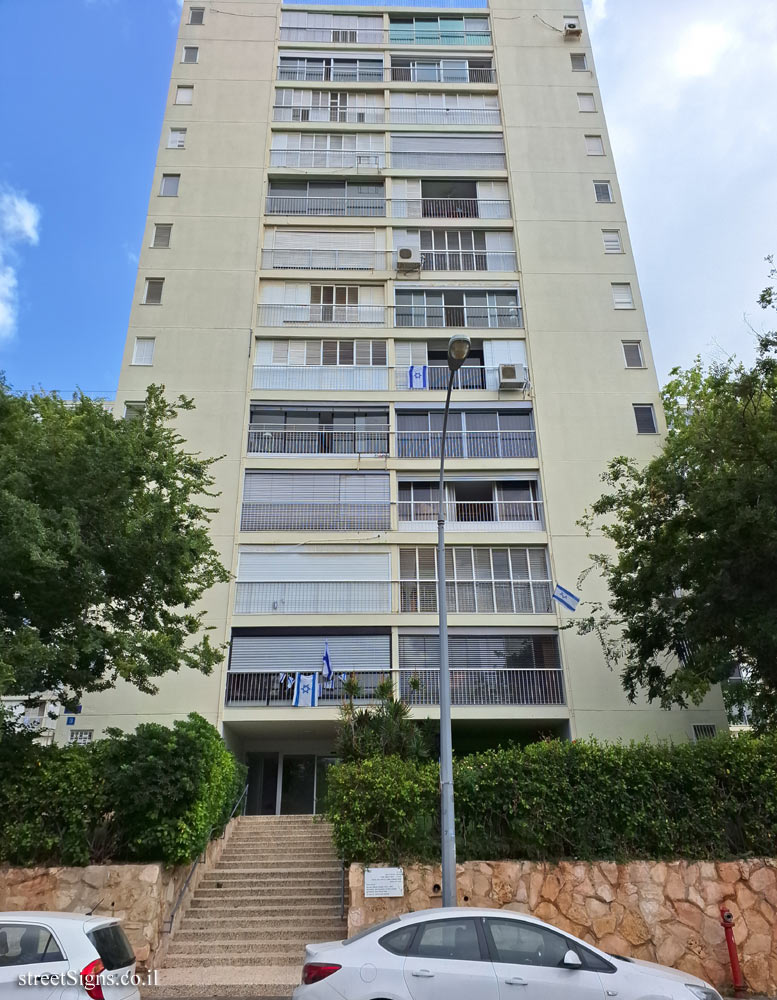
[
  {"xmin": 670, "ymin": 22, "xmax": 737, "ymax": 79},
  {"xmin": 583, "ymin": 0, "xmax": 608, "ymax": 32},
  {"xmin": 0, "ymin": 188, "xmax": 41, "ymax": 343}
]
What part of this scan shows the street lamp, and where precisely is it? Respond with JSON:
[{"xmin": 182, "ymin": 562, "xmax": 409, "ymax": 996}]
[{"xmin": 437, "ymin": 332, "xmax": 470, "ymax": 908}]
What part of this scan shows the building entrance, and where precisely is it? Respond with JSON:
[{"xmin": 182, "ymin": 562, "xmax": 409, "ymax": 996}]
[{"xmin": 246, "ymin": 752, "xmax": 337, "ymax": 815}]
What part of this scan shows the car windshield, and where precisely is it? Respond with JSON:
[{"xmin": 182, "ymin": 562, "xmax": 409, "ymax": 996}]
[{"xmin": 343, "ymin": 917, "xmax": 400, "ymax": 945}]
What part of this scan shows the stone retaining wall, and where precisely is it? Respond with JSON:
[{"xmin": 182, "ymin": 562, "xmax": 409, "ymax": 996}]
[
  {"xmin": 0, "ymin": 818, "xmax": 238, "ymax": 968},
  {"xmin": 348, "ymin": 859, "xmax": 777, "ymax": 995}
]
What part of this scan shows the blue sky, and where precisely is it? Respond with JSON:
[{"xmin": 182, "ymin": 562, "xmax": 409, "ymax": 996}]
[{"xmin": 0, "ymin": 0, "xmax": 775, "ymax": 395}]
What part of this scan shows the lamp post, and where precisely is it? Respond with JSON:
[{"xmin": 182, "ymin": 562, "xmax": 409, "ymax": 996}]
[{"xmin": 437, "ymin": 332, "xmax": 470, "ymax": 908}]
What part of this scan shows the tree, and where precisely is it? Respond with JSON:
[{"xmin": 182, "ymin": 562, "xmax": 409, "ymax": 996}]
[
  {"xmin": 0, "ymin": 381, "xmax": 229, "ymax": 704},
  {"xmin": 333, "ymin": 675, "xmax": 435, "ymax": 763},
  {"xmin": 573, "ymin": 268, "xmax": 777, "ymax": 732}
]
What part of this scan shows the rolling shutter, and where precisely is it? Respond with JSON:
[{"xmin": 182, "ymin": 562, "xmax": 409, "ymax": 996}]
[
  {"xmin": 230, "ymin": 634, "xmax": 391, "ymax": 673},
  {"xmin": 243, "ymin": 471, "xmax": 390, "ymax": 502},
  {"xmin": 238, "ymin": 547, "xmax": 390, "ymax": 582}
]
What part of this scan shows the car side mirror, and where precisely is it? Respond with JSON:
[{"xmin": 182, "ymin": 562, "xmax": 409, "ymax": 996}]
[{"xmin": 562, "ymin": 949, "xmax": 583, "ymax": 969}]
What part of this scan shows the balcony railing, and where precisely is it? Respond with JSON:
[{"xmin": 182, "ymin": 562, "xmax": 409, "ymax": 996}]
[
  {"xmin": 278, "ymin": 27, "xmax": 493, "ymax": 45},
  {"xmin": 260, "ymin": 249, "xmax": 517, "ymax": 272},
  {"xmin": 276, "ymin": 67, "xmax": 496, "ymax": 83},
  {"xmin": 239, "ymin": 500, "xmax": 544, "ymax": 531},
  {"xmin": 270, "ymin": 150, "xmax": 385, "ymax": 169},
  {"xmin": 255, "ymin": 304, "xmax": 524, "ymax": 328},
  {"xmin": 263, "ymin": 197, "xmax": 510, "ymax": 219},
  {"xmin": 233, "ymin": 579, "xmax": 552, "ymax": 615},
  {"xmin": 251, "ymin": 365, "xmax": 509, "ymax": 391},
  {"xmin": 224, "ymin": 667, "xmax": 565, "ymax": 707},
  {"xmin": 246, "ymin": 425, "xmax": 536, "ymax": 458},
  {"xmin": 271, "ymin": 107, "xmax": 502, "ymax": 126},
  {"xmin": 273, "ymin": 106, "xmax": 387, "ymax": 124}
]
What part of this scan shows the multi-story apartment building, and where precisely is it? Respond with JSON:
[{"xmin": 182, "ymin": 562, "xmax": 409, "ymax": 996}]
[{"xmin": 55, "ymin": 0, "xmax": 727, "ymax": 810}]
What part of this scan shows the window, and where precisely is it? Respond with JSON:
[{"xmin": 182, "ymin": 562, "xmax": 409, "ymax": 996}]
[
  {"xmin": 87, "ymin": 925, "xmax": 135, "ymax": 972},
  {"xmin": 486, "ymin": 918, "xmax": 569, "ymax": 968},
  {"xmin": 584, "ymin": 134, "xmax": 604, "ymax": 156},
  {"xmin": 143, "ymin": 278, "xmax": 164, "ymax": 305},
  {"xmin": 0, "ymin": 924, "xmax": 65, "ymax": 966},
  {"xmin": 175, "ymin": 85, "xmax": 194, "ymax": 105},
  {"xmin": 123, "ymin": 403, "xmax": 145, "ymax": 421},
  {"xmin": 69, "ymin": 730, "xmax": 93, "ymax": 745},
  {"xmin": 189, "ymin": 6, "xmax": 205, "ymax": 24},
  {"xmin": 152, "ymin": 223, "xmax": 172, "ymax": 248},
  {"xmin": 602, "ymin": 229, "xmax": 622, "ymax": 253},
  {"xmin": 622, "ymin": 341, "xmax": 644, "ymax": 368},
  {"xmin": 633, "ymin": 404, "xmax": 657, "ymax": 434},
  {"xmin": 693, "ymin": 724, "xmax": 717, "ymax": 741},
  {"xmin": 594, "ymin": 180, "xmax": 613, "ymax": 203},
  {"xmin": 413, "ymin": 919, "xmax": 482, "ymax": 962},
  {"xmin": 182, "ymin": 46, "xmax": 199, "ymax": 64},
  {"xmin": 380, "ymin": 925, "xmax": 416, "ymax": 956},
  {"xmin": 570, "ymin": 52, "xmax": 588, "ymax": 71},
  {"xmin": 168, "ymin": 128, "xmax": 187, "ymax": 149},
  {"xmin": 132, "ymin": 338, "xmax": 155, "ymax": 366},
  {"xmin": 577, "ymin": 92, "xmax": 596, "ymax": 112},
  {"xmin": 611, "ymin": 283, "xmax": 634, "ymax": 309},
  {"xmin": 160, "ymin": 174, "xmax": 180, "ymax": 197}
]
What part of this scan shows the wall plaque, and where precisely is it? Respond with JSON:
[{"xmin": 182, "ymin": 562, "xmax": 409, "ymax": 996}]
[{"xmin": 364, "ymin": 867, "xmax": 404, "ymax": 898}]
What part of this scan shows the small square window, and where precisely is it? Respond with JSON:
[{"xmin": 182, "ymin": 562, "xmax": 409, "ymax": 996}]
[
  {"xmin": 585, "ymin": 134, "xmax": 605, "ymax": 156},
  {"xmin": 692, "ymin": 724, "xmax": 717, "ymax": 742},
  {"xmin": 144, "ymin": 278, "xmax": 165, "ymax": 305},
  {"xmin": 182, "ymin": 46, "xmax": 199, "ymax": 64},
  {"xmin": 132, "ymin": 337, "xmax": 156, "ymax": 366},
  {"xmin": 594, "ymin": 180, "xmax": 613, "ymax": 203},
  {"xmin": 577, "ymin": 92, "xmax": 596, "ymax": 112},
  {"xmin": 175, "ymin": 85, "xmax": 194, "ymax": 105},
  {"xmin": 152, "ymin": 223, "xmax": 173, "ymax": 248},
  {"xmin": 612, "ymin": 283, "xmax": 634, "ymax": 309},
  {"xmin": 633, "ymin": 404, "xmax": 657, "ymax": 434},
  {"xmin": 160, "ymin": 174, "xmax": 180, "ymax": 197},
  {"xmin": 69, "ymin": 730, "xmax": 94, "ymax": 745},
  {"xmin": 189, "ymin": 7, "xmax": 205, "ymax": 24},
  {"xmin": 622, "ymin": 341, "xmax": 644, "ymax": 368},
  {"xmin": 570, "ymin": 53, "xmax": 588, "ymax": 71},
  {"xmin": 602, "ymin": 229, "xmax": 622, "ymax": 253},
  {"xmin": 124, "ymin": 403, "xmax": 145, "ymax": 421},
  {"xmin": 168, "ymin": 128, "xmax": 187, "ymax": 149}
]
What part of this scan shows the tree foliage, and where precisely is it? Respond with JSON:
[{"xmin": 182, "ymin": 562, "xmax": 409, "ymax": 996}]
[
  {"xmin": 0, "ymin": 382, "xmax": 229, "ymax": 703},
  {"xmin": 333, "ymin": 675, "xmax": 435, "ymax": 763},
  {"xmin": 573, "ymin": 266, "xmax": 777, "ymax": 730}
]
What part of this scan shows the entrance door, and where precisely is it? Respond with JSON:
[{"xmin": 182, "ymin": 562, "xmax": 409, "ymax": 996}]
[
  {"xmin": 280, "ymin": 755, "xmax": 316, "ymax": 814},
  {"xmin": 245, "ymin": 752, "xmax": 335, "ymax": 815},
  {"xmin": 246, "ymin": 752, "xmax": 280, "ymax": 815}
]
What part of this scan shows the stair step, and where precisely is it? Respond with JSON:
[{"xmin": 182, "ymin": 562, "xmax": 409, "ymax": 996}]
[
  {"xmin": 201, "ymin": 879, "xmax": 342, "ymax": 890},
  {"xmin": 193, "ymin": 890, "xmax": 340, "ymax": 902},
  {"xmin": 169, "ymin": 939, "xmax": 334, "ymax": 956},
  {"xmin": 202, "ymin": 867, "xmax": 341, "ymax": 878},
  {"xmin": 188, "ymin": 901, "xmax": 342, "ymax": 913},
  {"xmin": 173, "ymin": 926, "xmax": 346, "ymax": 943},
  {"xmin": 165, "ymin": 953, "xmax": 302, "ymax": 968},
  {"xmin": 179, "ymin": 916, "xmax": 345, "ymax": 929}
]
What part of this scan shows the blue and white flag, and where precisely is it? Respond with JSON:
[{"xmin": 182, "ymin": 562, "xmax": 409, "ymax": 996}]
[
  {"xmin": 552, "ymin": 584, "xmax": 580, "ymax": 612},
  {"xmin": 408, "ymin": 365, "xmax": 428, "ymax": 389},
  {"xmin": 340, "ymin": 672, "xmax": 348, "ymax": 683},
  {"xmin": 293, "ymin": 673, "xmax": 318, "ymax": 707},
  {"xmin": 322, "ymin": 642, "xmax": 333, "ymax": 683},
  {"xmin": 278, "ymin": 672, "xmax": 287, "ymax": 684}
]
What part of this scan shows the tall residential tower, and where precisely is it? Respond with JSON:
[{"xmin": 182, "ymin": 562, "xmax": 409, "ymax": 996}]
[{"xmin": 60, "ymin": 0, "xmax": 726, "ymax": 810}]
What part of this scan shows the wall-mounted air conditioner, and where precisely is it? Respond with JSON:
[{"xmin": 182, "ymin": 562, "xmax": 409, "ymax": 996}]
[
  {"xmin": 563, "ymin": 18, "xmax": 583, "ymax": 38},
  {"xmin": 499, "ymin": 363, "xmax": 528, "ymax": 390},
  {"xmin": 396, "ymin": 247, "xmax": 421, "ymax": 271}
]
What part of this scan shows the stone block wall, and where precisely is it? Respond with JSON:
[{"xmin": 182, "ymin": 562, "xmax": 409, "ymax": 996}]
[{"xmin": 348, "ymin": 859, "xmax": 777, "ymax": 995}]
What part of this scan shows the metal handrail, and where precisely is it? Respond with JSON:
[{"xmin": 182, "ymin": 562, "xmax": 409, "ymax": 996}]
[
  {"xmin": 276, "ymin": 66, "xmax": 497, "ymax": 83},
  {"xmin": 271, "ymin": 107, "xmax": 502, "ymax": 126},
  {"xmin": 260, "ymin": 249, "xmax": 517, "ymax": 272},
  {"xmin": 255, "ymin": 304, "xmax": 524, "ymax": 329},
  {"xmin": 251, "ymin": 364, "xmax": 510, "ymax": 391},
  {"xmin": 163, "ymin": 783, "xmax": 249, "ymax": 934},
  {"xmin": 264, "ymin": 196, "xmax": 510, "ymax": 218}
]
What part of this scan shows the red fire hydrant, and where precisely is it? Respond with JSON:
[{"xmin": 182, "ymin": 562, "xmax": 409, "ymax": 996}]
[{"xmin": 719, "ymin": 906, "xmax": 745, "ymax": 994}]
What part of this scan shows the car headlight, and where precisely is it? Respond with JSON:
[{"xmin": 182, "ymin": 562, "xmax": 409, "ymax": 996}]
[{"xmin": 686, "ymin": 985, "xmax": 721, "ymax": 1000}]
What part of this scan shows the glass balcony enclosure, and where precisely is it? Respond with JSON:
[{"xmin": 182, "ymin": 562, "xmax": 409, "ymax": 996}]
[
  {"xmin": 388, "ymin": 16, "xmax": 491, "ymax": 46},
  {"xmin": 248, "ymin": 406, "xmax": 390, "ymax": 455},
  {"xmin": 398, "ymin": 478, "xmax": 543, "ymax": 529},
  {"xmin": 396, "ymin": 409, "xmax": 535, "ymax": 458}
]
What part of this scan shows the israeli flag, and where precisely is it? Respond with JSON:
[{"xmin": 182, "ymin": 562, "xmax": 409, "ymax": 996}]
[
  {"xmin": 552, "ymin": 584, "xmax": 580, "ymax": 612},
  {"xmin": 322, "ymin": 642, "xmax": 333, "ymax": 683},
  {"xmin": 340, "ymin": 672, "xmax": 348, "ymax": 683},
  {"xmin": 408, "ymin": 365, "xmax": 428, "ymax": 389},
  {"xmin": 293, "ymin": 673, "xmax": 319, "ymax": 707}
]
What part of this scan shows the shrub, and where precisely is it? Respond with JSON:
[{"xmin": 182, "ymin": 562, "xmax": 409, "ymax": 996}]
[{"xmin": 326, "ymin": 734, "xmax": 777, "ymax": 864}]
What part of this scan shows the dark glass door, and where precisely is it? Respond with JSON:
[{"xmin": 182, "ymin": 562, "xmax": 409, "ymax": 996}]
[{"xmin": 280, "ymin": 755, "xmax": 316, "ymax": 814}]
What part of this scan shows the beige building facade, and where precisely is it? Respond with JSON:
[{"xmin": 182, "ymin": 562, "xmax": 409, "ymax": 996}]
[{"xmin": 57, "ymin": 0, "xmax": 726, "ymax": 811}]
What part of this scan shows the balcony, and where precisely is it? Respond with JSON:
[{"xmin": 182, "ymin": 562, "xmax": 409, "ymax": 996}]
[
  {"xmin": 273, "ymin": 106, "xmax": 387, "ymax": 124},
  {"xmin": 255, "ymin": 304, "xmax": 523, "ymax": 328},
  {"xmin": 278, "ymin": 28, "xmax": 493, "ymax": 45},
  {"xmin": 260, "ymin": 249, "xmax": 517, "ymax": 272},
  {"xmin": 275, "ymin": 67, "xmax": 496, "ymax": 84},
  {"xmin": 398, "ymin": 499, "xmax": 544, "ymax": 531},
  {"xmin": 263, "ymin": 196, "xmax": 510, "ymax": 219},
  {"xmin": 265, "ymin": 195, "xmax": 387, "ymax": 216},
  {"xmin": 224, "ymin": 667, "xmax": 564, "ymax": 707},
  {"xmin": 246, "ymin": 425, "xmax": 536, "ymax": 458},
  {"xmin": 271, "ymin": 107, "xmax": 501, "ymax": 126},
  {"xmin": 251, "ymin": 365, "xmax": 508, "ymax": 391},
  {"xmin": 391, "ymin": 151, "xmax": 505, "ymax": 170},
  {"xmin": 269, "ymin": 150, "xmax": 385, "ymax": 169}
]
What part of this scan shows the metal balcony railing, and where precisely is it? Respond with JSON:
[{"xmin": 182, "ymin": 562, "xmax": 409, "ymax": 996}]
[
  {"xmin": 233, "ymin": 579, "xmax": 552, "ymax": 615},
  {"xmin": 255, "ymin": 304, "xmax": 523, "ymax": 328},
  {"xmin": 276, "ymin": 67, "xmax": 496, "ymax": 83},
  {"xmin": 239, "ymin": 500, "xmax": 544, "ymax": 531},
  {"xmin": 251, "ymin": 365, "xmax": 509, "ymax": 391},
  {"xmin": 389, "ymin": 66, "xmax": 495, "ymax": 83},
  {"xmin": 263, "ymin": 197, "xmax": 510, "ymax": 219},
  {"xmin": 272, "ymin": 106, "xmax": 387, "ymax": 124},
  {"xmin": 246, "ymin": 425, "xmax": 535, "ymax": 458},
  {"xmin": 224, "ymin": 667, "xmax": 565, "ymax": 707},
  {"xmin": 260, "ymin": 249, "xmax": 517, "ymax": 272},
  {"xmin": 270, "ymin": 150, "xmax": 385, "ymax": 169},
  {"xmin": 388, "ymin": 107, "xmax": 501, "ymax": 125},
  {"xmin": 278, "ymin": 27, "xmax": 493, "ymax": 45}
]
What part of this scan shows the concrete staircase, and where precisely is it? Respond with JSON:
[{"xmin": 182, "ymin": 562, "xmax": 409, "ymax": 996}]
[{"xmin": 144, "ymin": 816, "xmax": 347, "ymax": 998}]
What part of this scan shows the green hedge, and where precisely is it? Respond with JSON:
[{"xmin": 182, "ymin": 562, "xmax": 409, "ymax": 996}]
[
  {"xmin": 0, "ymin": 713, "xmax": 246, "ymax": 867},
  {"xmin": 325, "ymin": 734, "xmax": 777, "ymax": 864}
]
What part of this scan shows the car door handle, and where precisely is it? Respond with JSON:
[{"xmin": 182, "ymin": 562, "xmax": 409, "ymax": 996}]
[
  {"xmin": 606, "ymin": 992, "xmax": 618, "ymax": 997},
  {"xmin": 411, "ymin": 970, "xmax": 435, "ymax": 978},
  {"xmin": 505, "ymin": 977, "xmax": 528, "ymax": 986}
]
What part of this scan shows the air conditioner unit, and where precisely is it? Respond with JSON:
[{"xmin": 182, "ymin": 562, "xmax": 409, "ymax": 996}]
[
  {"xmin": 564, "ymin": 19, "xmax": 583, "ymax": 38},
  {"xmin": 396, "ymin": 246, "xmax": 421, "ymax": 271},
  {"xmin": 499, "ymin": 363, "xmax": 528, "ymax": 390}
]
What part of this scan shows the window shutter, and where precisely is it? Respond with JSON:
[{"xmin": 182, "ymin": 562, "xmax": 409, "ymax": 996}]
[
  {"xmin": 602, "ymin": 229, "xmax": 622, "ymax": 253},
  {"xmin": 577, "ymin": 92, "xmax": 595, "ymax": 111},
  {"xmin": 633, "ymin": 404, "xmax": 657, "ymax": 434},
  {"xmin": 594, "ymin": 181, "xmax": 612, "ymax": 203},
  {"xmin": 243, "ymin": 470, "xmax": 389, "ymax": 502},
  {"xmin": 230, "ymin": 634, "xmax": 390, "ymax": 674},
  {"xmin": 144, "ymin": 278, "xmax": 164, "ymax": 304},
  {"xmin": 395, "ymin": 341, "xmax": 428, "ymax": 367},
  {"xmin": 152, "ymin": 223, "xmax": 172, "ymax": 248},
  {"xmin": 622, "ymin": 341, "xmax": 644, "ymax": 368},
  {"xmin": 132, "ymin": 337, "xmax": 155, "ymax": 365},
  {"xmin": 237, "ymin": 546, "xmax": 390, "ymax": 583},
  {"xmin": 168, "ymin": 129, "xmax": 187, "ymax": 149},
  {"xmin": 189, "ymin": 7, "xmax": 205, "ymax": 25},
  {"xmin": 175, "ymin": 86, "xmax": 193, "ymax": 105},
  {"xmin": 584, "ymin": 134, "xmax": 604, "ymax": 155},
  {"xmin": 390, "ymin": 133, "xmax": 504, "ymax": 153},
  {"xmin": 612, "ymin": 283, "xmax": 634, "ymax": 309}
]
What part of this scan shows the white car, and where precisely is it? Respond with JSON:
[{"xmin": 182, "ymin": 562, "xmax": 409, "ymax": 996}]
[
  {"xmin": 293, "ymin": 907, "xmax": 723, "ymax": 1000},
  {"xmin": 0, "ymin": 911, "xmax": 140, "ymax": 999}
]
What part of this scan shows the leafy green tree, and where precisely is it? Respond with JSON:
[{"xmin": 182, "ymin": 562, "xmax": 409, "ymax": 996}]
[
  {"xmin": 333, "ymin": 675, "xmax": 434, "ymax": 763},
  {"xmin": 0, "ymin": 381, "xmax": 229, "ymax": 704},
  {"xmin": 573, "ymin": 270, "xmax": 777, "ymax": 731}
]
